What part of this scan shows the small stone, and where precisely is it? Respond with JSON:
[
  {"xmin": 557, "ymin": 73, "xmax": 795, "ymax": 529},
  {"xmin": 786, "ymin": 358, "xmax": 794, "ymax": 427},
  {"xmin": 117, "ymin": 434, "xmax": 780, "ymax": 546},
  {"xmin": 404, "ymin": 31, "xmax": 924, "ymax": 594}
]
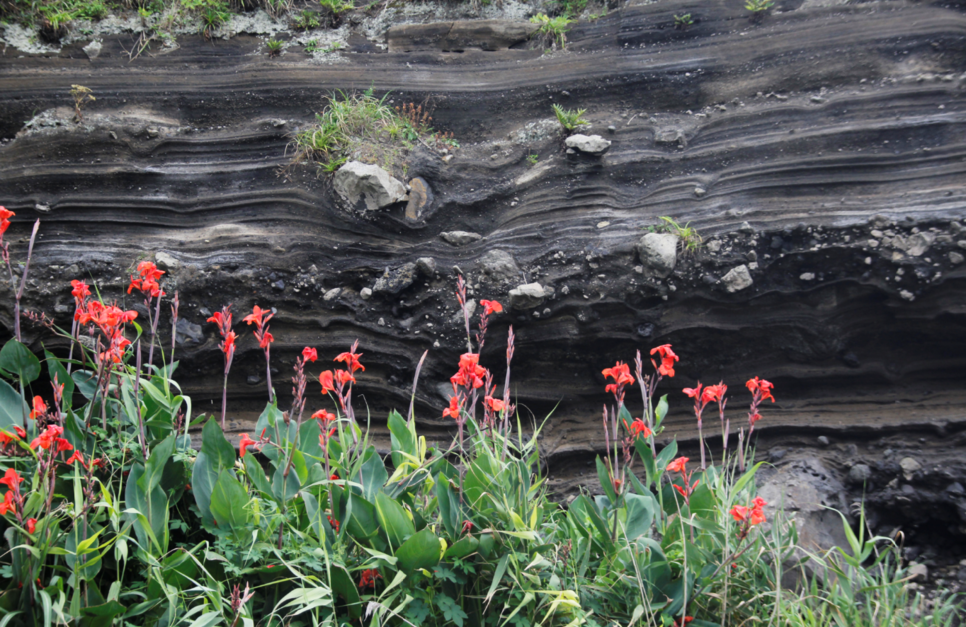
[
  {"xmin": 508, "ymin": 283, "xmax": 547, "ymax": 310},
  {"xmin": 948, "ymin": 251, "xmax": 963, "ymax": 265},
  {"xmin": 441, "ymin": 231, "xmax": 483, "ymax": 246},
  {"xmin": 800, "ymin": 272, "xmax": 815, "ymax": 281},
  {"xmin": 155, "ymin": 252, "xmax": 180, "ymax": 271},
  {"xmin": 770, "ymin": 236, "xmax": 784, "ymax": 249},
  {"xmin": 810, "ymin": 95, "xmax": 827, "ymax": 104},
  {"xmin": 83, "ymin": 40, "xmax": 103, "ymax": 60},
  {"xmin": 174, "ymin": 318, "xmax": 204, "ymax": 347},
  {"xmin": 607, "ymin": 125, "xmax": 616, "ymax": 132},
  {"xmin": 900, "ymin": 457, "xmax": 921, "ymax": 478},
  {"xmin": 739, "ymin": 221, "xmax": 755, "ymax": 234},
  {"xmin": 694, "ymin": 187, "xmax": 706, "ymax": 198},
  {"xmin": 871, "ymin": 229, "xmax": 884, "ymax": 238},
  {"xmin": 405, "ymin": 177, "xmax": 432, "ymax": 220},
  {"xmin": 360, "ymin": 287, "xmax": 372, "ymax": 300},
  {"xmin": 561, "ymin": 285, "xmax": 570, "ymax": 295},
  {"xmin": 564, "ymin": 134, "xmax": 612, "ymax": 155},
  {"xmin": 946, "ymin": 482, "xmax": 965, "ymax": 495},
  {"xmin": 415, "ymin": 257, "xmax": 436, "ymax": 276},
  {"xmin": 848, "ymin": 464, "xmax": 872, "ymax": 485},
  {"xmin": 900, "ymin": 289, "xmax": 915, "ymax": 301},
  {"xmin": 909, "ymin": 563, "xmax": 929, "ymax": 582},
  {"xmin": 146, "ymin": 127, "xmax": 159, "ymax": 139},
  {"xmin": 378, "ymin": 318, "xmax": 386, "ymax": 326},
  {"xmin": 868, "ymin": 239, "xmax": 880, "ymax": 248},
  {"xmin": 706, "ymin": 240, "xmax": 722, "ymax": 253},
  {"xmin": 273, "ymin": 280, "xmax": 285, "ymax": 290},
  {"xmin": 957, "ymin": 240, "xmax": 966, "ymax": 249},
  {"xmin": 542, "ymin": 308, "xmax": 551, "ymax": 316},
  {"xmin": 247, "ymin": 375, "xmax": 261, "ymax": 385},
  {"xmin": 768, "ymin": 448, "xmax": 787, "ymax": 463},
  {"xmin": 721, "ymin": 265, "xmax": 753, "ymax": 293},
  {"xmin": 817, "ymin": 435, "xmax": 830, "ymax": 446},
  {"xmin": 597, "ymin": 221, "xmax": 610, "ymax": 229},
  {"xmin": 323, "ymin": 287, "xmax": 341, "ymax": 301}
]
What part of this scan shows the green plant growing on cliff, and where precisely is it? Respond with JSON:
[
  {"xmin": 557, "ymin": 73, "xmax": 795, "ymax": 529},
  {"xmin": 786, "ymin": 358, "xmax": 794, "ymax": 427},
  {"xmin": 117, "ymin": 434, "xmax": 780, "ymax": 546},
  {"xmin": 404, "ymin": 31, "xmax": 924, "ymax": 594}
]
[
  {"xmin": 319, "ymin": 0, "xmax": 353, "ymax": 15},
  {"xmin": 69, "ymin": 84, "xmax": 95, "ymax": 122},
  {"xmin": 674, "ymin": 13, "xmax": 694, "ymax": 29},
  {"xmin": 290, "ymin": 90, "xmax": 454, "ymax": 175},
  {"xmin": 530, "ymin": 13, "xmax": 573, "ymax": 49},
  {"xmin": 552, "ymin": 103, "xmax": 589, "ymax": 133},
  {"xmin": 745, "ymin": 0, "xmax": 774, "ymax": 21},
  {"xmin": 293, "ymin": 9, "xmax": 319, "ymax": 28},
  {"xmin": 651, "ymin": 216, "xmax": 703, "ymax": 253},
  {"xmin": 266, "ymin": 37, "xmax": 283, "ymax": 55}
]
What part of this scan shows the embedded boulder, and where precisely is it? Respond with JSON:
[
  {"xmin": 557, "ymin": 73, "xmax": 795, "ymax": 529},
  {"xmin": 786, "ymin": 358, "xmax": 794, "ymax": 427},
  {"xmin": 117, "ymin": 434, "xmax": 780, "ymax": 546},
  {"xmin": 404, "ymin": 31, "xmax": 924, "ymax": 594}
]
[
  {"xmin": 333, "ymin": 161, "xmax": 408, "ymax": 211},
  {"xmin": 635, "ymin": 233, "xmax": 678, "ymax": 278},
  {"xmin": 479, "ymin": 249, "xmax": 521, "ymax": 284},
  {"xmin": 509, "ymin": 283, "xmax": 547, "ymax": 310},
  {"xmin": 721, "ymin": 265, "xmax": 754, "ymax": 293},
  {"xmin": 565, "ymin": 134, "xmax": 612, "ymax": 155}
]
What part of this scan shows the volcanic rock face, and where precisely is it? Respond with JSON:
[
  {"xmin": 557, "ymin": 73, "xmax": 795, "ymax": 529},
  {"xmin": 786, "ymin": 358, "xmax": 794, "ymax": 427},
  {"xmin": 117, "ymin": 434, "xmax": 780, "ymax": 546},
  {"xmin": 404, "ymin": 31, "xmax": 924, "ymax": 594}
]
[{"xmin": 1, "ymin": 0, "xmax": 966, "ymax": 558}]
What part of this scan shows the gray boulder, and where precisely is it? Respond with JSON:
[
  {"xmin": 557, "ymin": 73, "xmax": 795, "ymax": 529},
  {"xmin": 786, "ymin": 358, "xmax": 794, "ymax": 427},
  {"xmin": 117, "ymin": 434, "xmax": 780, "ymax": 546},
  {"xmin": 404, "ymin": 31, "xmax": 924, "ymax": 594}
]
[
  {"xmin": 372, "ymin": 263, "xmax": 417, "ymax": 295},
  {"xmin": 565, "ymin": 134, "xmax": 612, "ymax": 155},
  {"xmin": 479, "ymin": 250, "xmax": 521, "ymax": 284},
  {"xmin": 174, "ymin": 318, "xmax": 204, "ymax": 347},
  {"xmin": 722, "ymin": 264, "xmax": 754, "ymax": 293},
  {"xmin": 333, "ymin": 161, "xmax": 408, "ymax": 211},
  {"xmin": 509, "ymin": 283, "xmax": 547, "ymax": 310},
  {"xmin": 635, "ymin": 233, "xmax": 678, "ymax": 278}
]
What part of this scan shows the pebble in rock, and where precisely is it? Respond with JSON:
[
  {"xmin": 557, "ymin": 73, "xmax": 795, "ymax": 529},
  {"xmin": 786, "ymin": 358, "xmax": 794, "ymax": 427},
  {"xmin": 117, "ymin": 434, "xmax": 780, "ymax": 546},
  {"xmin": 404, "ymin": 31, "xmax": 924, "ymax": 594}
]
[
  {"xmin": 323, "ymin": 288, "xmax": 341, "ymax": 301},
  {"xmin": 817, "ymin": 435, "xmax": 830, "ymax": 446},
  {"xmin": 848, "ymin": 464, "xmax": 872, "ymax": 485},
  {"xmin": 360, "ymin": 287, "xmax": 373, "ymax": 300},
  {"xmin": 441, "ymin": 231, "xmax": 483, "ymax": 246}
]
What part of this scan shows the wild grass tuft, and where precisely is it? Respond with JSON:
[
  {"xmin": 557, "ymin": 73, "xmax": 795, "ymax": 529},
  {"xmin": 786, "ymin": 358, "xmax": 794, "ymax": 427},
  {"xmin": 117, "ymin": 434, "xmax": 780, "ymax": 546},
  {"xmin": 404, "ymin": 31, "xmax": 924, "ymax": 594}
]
[
  {"xmin": 650, "ymin": 216, "xmax": 703, "ymax": 253},
  {"xmin": 552, "ymin": 103, "xmax": 589, "ymax": 132},
  {"xmin": 530, "ymin": 13, "xmax": 573, "ymax": 49}
]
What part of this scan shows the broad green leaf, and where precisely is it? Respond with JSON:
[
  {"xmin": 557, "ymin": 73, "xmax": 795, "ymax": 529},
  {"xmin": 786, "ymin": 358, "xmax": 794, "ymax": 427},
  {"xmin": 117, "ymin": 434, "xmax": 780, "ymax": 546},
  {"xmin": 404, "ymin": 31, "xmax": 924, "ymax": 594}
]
[
  {"xmin": 655, "ymin": 440, "xmax": 678, "ymax": 475},
  {"xmin": 443, "ymin": 535, "xmax": 479, "ymax": 560},
  {"xmin": 200, "ymin": 418, "xmax": 236, "ymax": 469},
  {"xmin": 435, "ymin": 477, "xmax": 460, "ymax": 539},
  {"xmin": 138, "ymin": 435, "xmax": 175, "ymax": 495},
  {"xmin": 124, "ymin": 464, "xmax": 168, "ymax": 554},
  {"xmin": 485, "ymin": 553, "xmax": 510, "ymax": 603},
  {"xmin": 210, "ymin": 470, "xmax": 252, "ymax": 532},
  {"xmin": 244, "ymin": 455, "xmax": 273, "ymax": 496},
  {"xmin": 624, "ymin": 492, "xmax": 656, "ymax": 540},
  {"xmin": 272, "ymin": 463, "xmax": 301, "ymax": 502},
  {"xmin": 330, "ymin": 565, "xmax": 363, "ymax": 620},
  {"xmin": 395, "ymin": 528, "xmax": 440, "ymax": 573},
  {"xmin": 71, "ymin": 369, "xmax": 98, "ymax": 400},
  {"xmin": 359, "ymin": 448, "xmax": 388, "ymax": 501},
  {"xmin": 596, "ymin": 456, "xmax": 617, "ymax": 505},
  {"xmin": 0, "ymin": 340, "xmax": 40, "ymax": 384},
  {"xmin": 654, "ymin": 394, "xmax": 669, "ymax": 427},
  {"xmin": 387, "ymin": 409, "xmax": 416, "ymax": 469},
  {"xmin": 375, "ymin": 490, "xmax": 414, "ymax": 550},
  {"xmin": 192, "ymin": 419, "xmax": 236, "ymax": 525},
  {"xmin": 79, "ymin": 600, "xmax": 126, "ymax": 627},
  {"xmin": 0, "ymin": 378, "xmax": 27, "ymax": 431}
]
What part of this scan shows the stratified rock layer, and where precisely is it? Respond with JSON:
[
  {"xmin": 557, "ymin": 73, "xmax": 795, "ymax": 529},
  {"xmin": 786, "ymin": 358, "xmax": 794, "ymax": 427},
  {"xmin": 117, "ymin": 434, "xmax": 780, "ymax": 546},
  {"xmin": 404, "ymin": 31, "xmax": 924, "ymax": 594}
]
[{"xmin": 1, "ymin": 0, "xmax": 965, "ymax": 508}]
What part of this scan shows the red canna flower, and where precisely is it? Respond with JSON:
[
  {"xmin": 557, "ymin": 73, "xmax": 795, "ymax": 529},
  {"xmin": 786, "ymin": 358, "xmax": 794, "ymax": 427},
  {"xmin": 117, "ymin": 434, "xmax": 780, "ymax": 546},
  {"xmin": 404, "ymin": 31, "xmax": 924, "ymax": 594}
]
[
  {"xmin": 649, "ymin": 344, "xmax": 679, "ymax": 377},
  {"xmin": 461, "ymin": 520, "xmax": 474, "ymax": 534},
  {"xmin": 222, "ymin": 331, "xmax": 237, "ymax": 357},
  {"xmin": 480, "ymin": 300, "xmax": 503, "ymax": 315},
  {"xmin": 0, "ymin": 491, "xmax": 15, "ymax": 515},
  {"xmin": 327, "ymin": 514, "xmax": 340, "ymax": 532},
  {"xmin": 443, "ymin": 395, "xmax": 462, "ymax": 420},
  {"xmin": 258, "ymin": 331, "xmax": 273, "ymax": 350},
  {"xmin": 239, "ymin": 434, "xmax": 257, "ymax": 458},
  {"xmin": 312, "ymin": 409, "xmax": 336, "ymax": 423},
  {"xmin": 358, "ymin": 568, "xmax": 382, "ymax": 588},
  {"xmin": 334, "ymin": 370, "xmax": 355, "ymax": 386},
  {"xmin": 65, "ymin": 451, "xmax": 84, "ymax": 466},
  {"xmin": 0, "ymin": 469, "xmax": 23, "ymax": 490},
  {"xmin": 335, "ymin": 350, "xmax": 364, "ymax": 373},
  {"xmin": 70, "ymin": 279, "xmax": 91, "ymax": 301},
  {"xmin": 319, "ymin": 370, "xmax": 335, "ymax": 393},
  {"xmin": 0, "ymin": 432, "xmax": 14, "ymax": 446},
  {"xmin": 243, "ymin": 305, "xmax": 273, "ymax": 327},
  {"xmin": 730, "ymin": 505, "xmax": 749, "ymax": 522},
  {"xmin": 602, "ymin": 362, "xmax": 634, "ymax": 387},
  {"xmin": 25, "ymin": 518, "xmax": 36, "ymax": 534},
  {"xmin": 330, "ymin": 473, "xmax": 339, "ymax": 481},
  {"xmin": 13, "ymin": 426, "xmax": 25, "ymax": 439},
  {"xmin": 629, "ymin": 418, "xmax": 652, "ymax": 438},
  {"xmin": 746, "ymin": 377, "xmax": 775, "ymax": 402},
  {"xmin": 666, "ymin": 456, "xmax": 689, "ymax": 474},
  {"xmin": 0, "ymin": 207, "xmax": 14, "ymax": 236},
  {"xmin": 672, "ymin": 617, "xmax": 694, "ymax": 627},
  {"xmin": 484, "ymin": 396, "xmax": 505, "ymax": 413},
  {"xmin": 302, "ymin": 347, "xmax": 318, "ymax": 363},
  {"xmin": 29, "ymin": 396, "xmax": 47, "ymax": 420},
  {"xmin": 30, "ymin": 424, "xmax": 64, "ymax": 451},
  {"xmin": 55, "ymin": 438, "xmax": 73, "ymax": 453}
]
